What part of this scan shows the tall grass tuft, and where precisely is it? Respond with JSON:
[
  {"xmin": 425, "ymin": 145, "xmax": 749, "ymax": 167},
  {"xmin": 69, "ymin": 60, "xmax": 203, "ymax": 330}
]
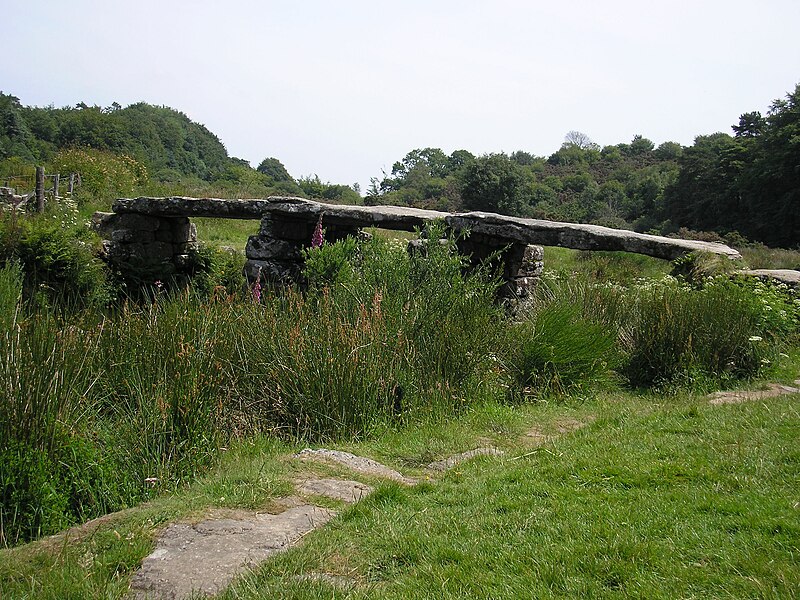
[
  {"xmin": 505, "ymin": 292, "xmax": 620, "ymax": 398},
  {"xmin": 0, "ymin": 262, "xmax": 106, "ymax": 544},
  {"xmin": 622, "ymin": 280, "xmax": 770, "ymax": 389}
]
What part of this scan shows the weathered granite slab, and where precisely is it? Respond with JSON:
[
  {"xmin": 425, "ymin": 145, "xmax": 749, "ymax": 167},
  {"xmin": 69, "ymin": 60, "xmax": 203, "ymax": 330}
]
[
  {"xmin": 738, "ymin": 269, "xmax": 800, "ymax": 288},
  {"xmin": 446, "ymin": 213, "xmax": 742, "ymax": 261},
  {"xmin": 110, "ymin": 196, "xmax": 742, "ymax": 260},
  {"xmin": 128, "ymin": 505, "xmax": 335, "ymax": 599},
  {"xmin": 266, "ymin": 199, "xmax": 449, "ymax": 231},
  {"xmin": 113, "ymin": 196, "xmax": 306, "ymax": 219}
]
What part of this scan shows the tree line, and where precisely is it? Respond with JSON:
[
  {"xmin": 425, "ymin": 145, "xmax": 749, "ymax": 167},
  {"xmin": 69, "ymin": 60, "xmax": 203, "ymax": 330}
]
[
  {"xmin": 368, "ymin": 83, "xmax": 799, "ymax": 248},
  {"xmin": 0, "ymin": 94, "xmax": 359, "ymax": 203},
  {"xmin": 2, "ymin": 83, "xmax": 797, "ymax": 248}
]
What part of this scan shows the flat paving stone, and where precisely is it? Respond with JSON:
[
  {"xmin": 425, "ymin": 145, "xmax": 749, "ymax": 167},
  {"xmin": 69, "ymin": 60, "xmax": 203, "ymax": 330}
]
[
  {"xmin": 128, "ymin": 504, "xmax": 335, "ymax": 599},
  {"xmin": 296, "ymin": 478, "xmax": 374, "ymax": 503},
  {"xmin": 294, "ymin": 448, "xmax": 417, "ymax": 485}
]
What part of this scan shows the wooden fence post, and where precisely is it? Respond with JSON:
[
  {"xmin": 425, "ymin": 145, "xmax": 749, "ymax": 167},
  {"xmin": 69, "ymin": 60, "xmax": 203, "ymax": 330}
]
[
  {"xmin": 35, "ymin": 166, "xmax": 45, "ymax": 212},
  {"xmin": 68, "ymin": 173, "xmax": 75, "ymax": 195},
  {"xmin": 53, "ymin": 173, "xmax": 60, "ymax": 202}
]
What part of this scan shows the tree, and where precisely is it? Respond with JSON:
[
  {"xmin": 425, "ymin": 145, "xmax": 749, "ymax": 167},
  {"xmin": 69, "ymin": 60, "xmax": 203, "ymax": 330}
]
[
  {"xmin": 732, "ymin": 111, "xmax": 765, "ymax": 137},
  {"xmin": 624, "ymin": 134, "xmax": 655, "ymax": 156},
  {"xmin": 257, "ymin": 157, "xmax": 295, "ymax": 183},
  {"xmin": 0, "ymin": 93, "xmax": 36, "ymax": 160},
  {"xmin": 460, "ymin": 154, "xmax": 531, "ymax": 216},
  {"xmin": 662, "ymin": 133, "xmax": 742, "ymax": 232},
  {"xmin": 563, "ymin": 130, "xmax": 598, "ymax": 150},
  {"xmin": 510, "ymin": 150, "xmax": 536, "ymax": 166},
  {"xmin": 653, "ymin": 141, "xmax": 683, "ymax": 160}
]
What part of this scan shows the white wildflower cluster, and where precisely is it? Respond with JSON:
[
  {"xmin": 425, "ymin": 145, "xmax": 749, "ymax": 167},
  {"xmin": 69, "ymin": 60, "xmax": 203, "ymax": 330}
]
[{"xmin": 51, "ymin": 195, "xmax": 80, "ymax": 228}]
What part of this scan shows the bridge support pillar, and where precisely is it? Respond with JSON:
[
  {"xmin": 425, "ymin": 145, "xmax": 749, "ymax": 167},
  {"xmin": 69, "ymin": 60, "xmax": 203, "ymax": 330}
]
[
  {"xmin": 244, "ymin": 214, "xmax": 361, "ymax": 286},
  {"xmin": 92, "ymin": 211, "xmax": 197, "ymax": 283},
  {"xmin": 456, "ymin": 235, "xmax": 543, "ymax": 300}
]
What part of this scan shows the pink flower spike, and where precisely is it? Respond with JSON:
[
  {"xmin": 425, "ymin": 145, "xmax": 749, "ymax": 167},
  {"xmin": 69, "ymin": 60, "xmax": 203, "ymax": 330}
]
[
  {"xmin": 311, "ymin": 214, "xmax": 324, "ymax": 248},
  {"xmin": 252, "ymin": 266, "xmax": 262, "ymax": 303}
]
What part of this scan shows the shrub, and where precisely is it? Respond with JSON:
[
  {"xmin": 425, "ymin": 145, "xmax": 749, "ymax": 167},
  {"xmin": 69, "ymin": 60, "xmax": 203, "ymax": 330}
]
[
  {"xmin": 0, "ymin": 212, "xmax": 111, "ymax": 308},
  {"xmin": 184, "ymin": 244, "xmax": 246, "ymax": 298},
  {"xmin": 50, "ymin": 147, "xmax": 147, "ymax": 205},
  {"xmin": 623, "ymin": 280, "xmax": 770, "ymax": 389}
]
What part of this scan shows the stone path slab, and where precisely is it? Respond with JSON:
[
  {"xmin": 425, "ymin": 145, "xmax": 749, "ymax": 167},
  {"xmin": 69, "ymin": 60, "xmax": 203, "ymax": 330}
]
[
  {"xmin": 294, "ymin": 448, "xmax": 417, "ymax": 485},
  {"xmin": 296, "ymin": 478, "xmax": 374, "ymax": 503},
  {"xmin": 128, "ymin": 505, "xmax": 335, "ymax": 599},
  {"xmin": 708, "ymin": 381, "xmax": 800, "ymax": 405}
]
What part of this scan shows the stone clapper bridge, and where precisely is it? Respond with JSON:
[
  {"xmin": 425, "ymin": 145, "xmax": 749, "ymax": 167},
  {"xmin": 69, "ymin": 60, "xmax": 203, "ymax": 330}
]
[{"xmin": 92, "ymin": 196, "xmax": 743, "ymax": 295}]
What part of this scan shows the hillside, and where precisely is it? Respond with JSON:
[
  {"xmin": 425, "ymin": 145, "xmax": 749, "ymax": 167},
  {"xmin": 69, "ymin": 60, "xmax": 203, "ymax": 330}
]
[{"xmin": 0, "ymin": 94, "xmax": 361, "ymax": 204}]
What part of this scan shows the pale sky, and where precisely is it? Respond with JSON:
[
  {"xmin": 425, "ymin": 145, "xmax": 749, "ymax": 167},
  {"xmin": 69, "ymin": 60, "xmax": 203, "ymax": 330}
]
[{"xmin": 3, "ymin": 0, "xmax": 799, "ymax": 190}]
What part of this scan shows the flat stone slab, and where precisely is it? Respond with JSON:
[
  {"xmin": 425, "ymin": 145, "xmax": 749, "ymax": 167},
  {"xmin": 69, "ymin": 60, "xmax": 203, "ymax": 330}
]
[
  {"xmin": 296, "ymin": 478, "xmax": 374, "ymax": 503},
  {"xmin": 738, "ymin": 269, "xmax": 800, "ymax": 288},
  {"xmin": 445, "ymin": 212, "xmax": 741, "ymax": 261},
  {"xmin": 524, "ymin": 416, "xmax": 594, "ymax": 445},
  {"xmin": 708, "ymin": 382, "xmax": 800, "ymax": 405},
  {"xmin": 426, "ymin": 447, "xmax": 505, "ymax": 471},
  {"xmin": 265, "ymin": 198, "xmax": 449, "ymax": 231},
  {"xmin": 128, "ymin": 504, "xmax": 335, "ymax": 599},
  {"xmin": 294, "ymin": 449, "xmax": 417, "ymax": 485},
  {"xmin": 113, "ymin": 196, "xmax": 305, "ymax": 219},
  {"xmin": 111, "ymin": 196, "xmax": 741, "ymax": 260}
]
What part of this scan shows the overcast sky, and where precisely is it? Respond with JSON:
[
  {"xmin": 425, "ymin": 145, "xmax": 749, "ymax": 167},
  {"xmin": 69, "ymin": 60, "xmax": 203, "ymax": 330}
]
[{"xmin": 3, "ymin": 0, "xmax": 799, "ymax": 190}]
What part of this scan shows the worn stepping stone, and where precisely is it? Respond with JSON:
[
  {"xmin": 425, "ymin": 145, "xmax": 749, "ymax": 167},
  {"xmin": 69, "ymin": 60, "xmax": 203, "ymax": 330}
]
[
  {"xmin": 294, "ymin": 448, "xmax": 417, "ymax": 485},
  {"xmin": 426, "ymin": 448, "xmax": 504, "ymax": 472},
  {"xmin": 128, "ymin": 504, "xmax": 335, "ymax": 599},
  {"xmin": 708, "ymin": 382, "xmax": 800, "ymax": 405},
  {"xmin": 296, "ymin": 478, "xmax": 373, "ymax": 503}
]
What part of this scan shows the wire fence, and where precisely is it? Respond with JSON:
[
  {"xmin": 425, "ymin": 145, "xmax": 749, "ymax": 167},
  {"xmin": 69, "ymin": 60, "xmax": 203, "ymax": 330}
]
[{"xmin": 0, "ymin": 168, "xmax": 80, "ymax": 211}]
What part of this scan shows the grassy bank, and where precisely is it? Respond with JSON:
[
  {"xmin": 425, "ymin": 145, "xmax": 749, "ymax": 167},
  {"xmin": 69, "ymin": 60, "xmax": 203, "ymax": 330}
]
[
  {"xmin": 1, "ymin": 386, "xmax": 798, "ymax": 598},
  {"xmin": 1, "ymin": 210, "xmax": 799, "ymax": 578}
]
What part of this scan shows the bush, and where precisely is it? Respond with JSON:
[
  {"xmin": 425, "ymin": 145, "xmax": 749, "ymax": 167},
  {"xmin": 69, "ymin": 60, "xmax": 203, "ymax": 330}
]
[
  {"xmin": 623, "ymin": 280, "xmax": 770, "ymax": 389},
  {"xmin": 0, "ymin": 211, "xmax": 111, "ymax": 308},
  {"xmin": 51, "ymin": 148, "xmax": 148, "ymax": 205}
]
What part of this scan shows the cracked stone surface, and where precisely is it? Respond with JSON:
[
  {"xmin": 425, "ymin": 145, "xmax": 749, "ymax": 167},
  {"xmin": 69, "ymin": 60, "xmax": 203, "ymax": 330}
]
[
  {"xmin": 111, "ymin": 196, "xmax": 741, "ymax": 260},
  {"xmin": 707, "ymin": 381, "xmax": 800, "ymax": 405},
  {"xmin": 426, "ymin": 448, "xmax": 505, "ymax": 471},
  {"xmin": 296, "ymin": 478, "xmax": 374, "ymax": 503},
  {"xmin": 294, "ymin": 449, "xmax": 417, "ymax": 485},
  {"xmin": 737, "ymin": 269, "xmax": 800, "ymax": 288},
  {"xmin": 128, "ymin": 504, "xmax": 335, "ymax": 599}
]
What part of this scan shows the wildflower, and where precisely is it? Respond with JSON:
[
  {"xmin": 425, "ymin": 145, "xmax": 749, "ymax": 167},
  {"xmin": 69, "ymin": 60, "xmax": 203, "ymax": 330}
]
[
  {"xmin": 311, "ymin": 214, "xmax": 324, "ymax": 248},
  {"xmin": 748, "ymin": 335, "xmax": 763, "ymax": 342},
  {"xmin": 154, "ymin": 279, "xmax": 163, "ymax": 291},
  {"xmin": 252, "ymin": 266, "xmax": 262, "ymax": 303}
]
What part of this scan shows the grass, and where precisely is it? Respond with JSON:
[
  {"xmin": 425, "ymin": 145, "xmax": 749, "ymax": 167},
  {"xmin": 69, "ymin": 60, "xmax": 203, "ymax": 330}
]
[
  {"xmin": 543, "ymin": 246, "xmax": 672, "ymax": 282},
  {"xmin": 193, "ymin": 217, "xmax": 260, "ymax": 252},
  {"xmin": 739, "ymin": 245, "xmax": 800, "ymax": 271},
  {"xmin": 1, "ymin": 385, "xmax": 797, "ymax": 599},
  {"xmin": 220, "ymin": 391, "xmax": 800, "ymax": 600},
  {"xmin": 1, "ymin": 213, "xmax": 799, "ymax": 597}
]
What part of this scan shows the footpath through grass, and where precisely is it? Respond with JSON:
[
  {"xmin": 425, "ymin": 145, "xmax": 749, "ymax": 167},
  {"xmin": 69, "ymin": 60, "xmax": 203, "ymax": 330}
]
[{"xmin": 2, "ymin": 388, "xmax": 798, "ymax": 599}]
